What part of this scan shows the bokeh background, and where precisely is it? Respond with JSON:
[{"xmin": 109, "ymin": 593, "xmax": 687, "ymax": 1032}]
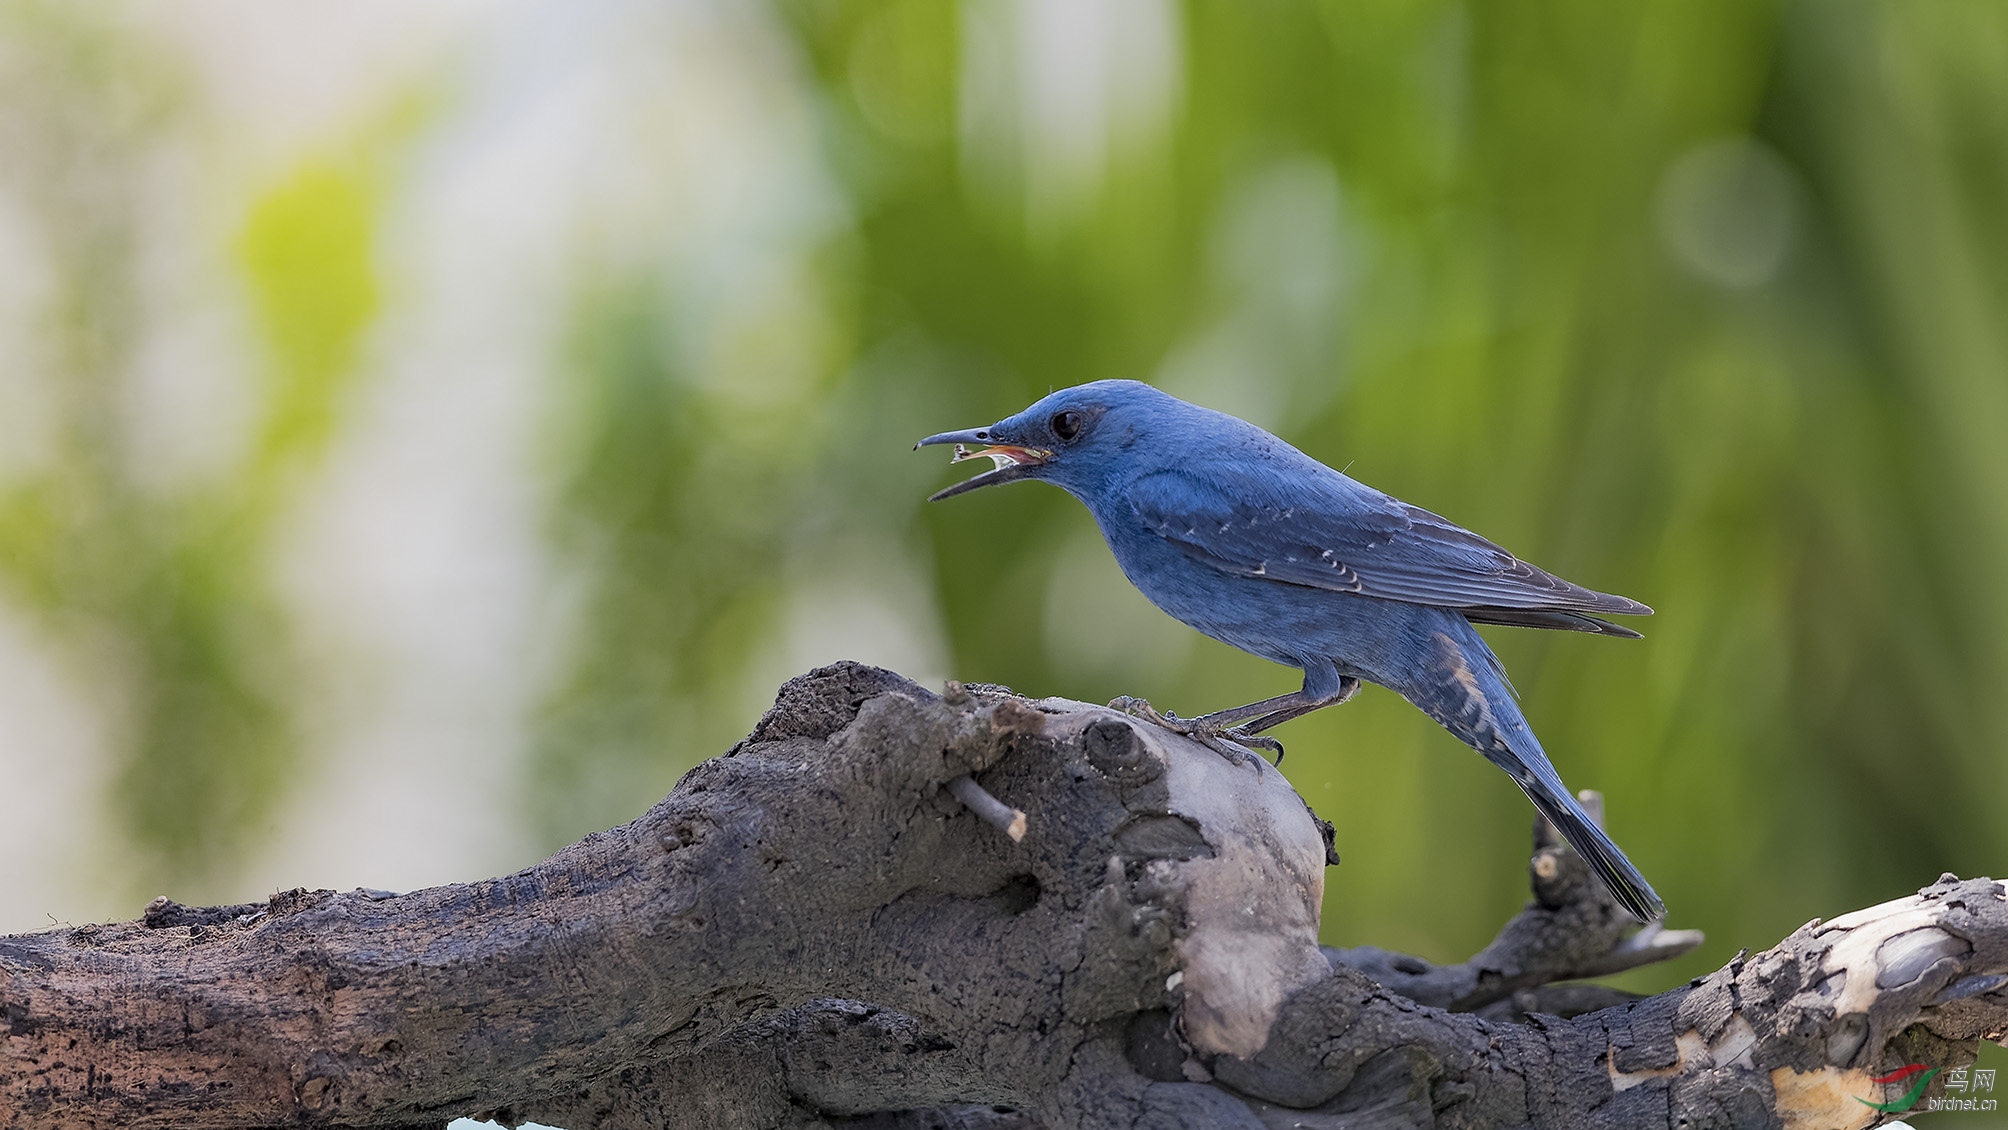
[{"xmin": 1, "ymin": 1, "xmax": 2005, "ymax": 1109}]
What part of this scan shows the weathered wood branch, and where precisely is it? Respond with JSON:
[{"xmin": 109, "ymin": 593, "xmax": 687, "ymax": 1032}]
[
  {"xmin": 1, "ymin": 663, "xmax": 2003, "ymax": 1129},
  {"xmin": 1327, "ymin": 792, "xmax": 1705, "ymax": 1021}
]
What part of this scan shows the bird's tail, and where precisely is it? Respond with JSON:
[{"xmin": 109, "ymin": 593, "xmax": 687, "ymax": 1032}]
[
  {"xmin": 1402, "ymin": 623, "xmax": 1666, "ymax": 923},
  {"xmin": 1509, "ymin": 763, "xmax": 1665, "ymax": 922}
]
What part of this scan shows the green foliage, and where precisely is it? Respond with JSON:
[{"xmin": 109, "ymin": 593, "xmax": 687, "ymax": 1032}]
[
  {"xmin": 531, "ymin": 281, "xmax": 805, "ymax": 842},
  {"xmin": 0, "ymin": 3, "xmax": 390, "ymax": 895},
  {"xmin": 237, "ymin": 160, "xmax": 382, "ymax": 479}
]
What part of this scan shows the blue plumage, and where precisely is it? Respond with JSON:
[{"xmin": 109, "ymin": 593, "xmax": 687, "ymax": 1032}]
[{"xmin": 918, "ymin": 379, "xmax": 1664, "ymax": 921}]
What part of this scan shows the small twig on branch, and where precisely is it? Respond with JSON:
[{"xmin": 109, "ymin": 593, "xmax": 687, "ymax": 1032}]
[{"xmin": 947, "ymin": 774, "xmax": 1027, "ymax": 842}]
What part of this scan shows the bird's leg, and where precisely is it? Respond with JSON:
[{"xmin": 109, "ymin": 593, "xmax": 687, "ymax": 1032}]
[
  {"xmin": 1183, "ymin": 666, "xmax": 1359, "ymax": 732},
  {"xmin": 1232, "ymin": 676, "xmax": 1362, "ymax": 735},
  {"xmin": 1197, "ymin": 671, "xmax": 1362, "ymax": 764},
  {"xmin": 1183, "ymin": 691, "xmax": 1311, "ymax": 731},
  {"xmin": 1107, "ymin": 696, "xmax": 1276, "ymax": 770},
  {"xmin": 1112, "ymin": 666, "xmax": 1357, "ymax": 769}
]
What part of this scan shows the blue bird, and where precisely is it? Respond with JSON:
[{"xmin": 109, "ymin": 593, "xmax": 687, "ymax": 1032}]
[{"xmin": 917, "ymin": 380, "xmax": 1664, "ymax": 921}]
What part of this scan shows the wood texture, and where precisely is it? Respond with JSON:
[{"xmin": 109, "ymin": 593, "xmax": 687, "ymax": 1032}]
[{"xmin": 1, "ymin": 663, "xmax": 2002, "ymax": 1129}]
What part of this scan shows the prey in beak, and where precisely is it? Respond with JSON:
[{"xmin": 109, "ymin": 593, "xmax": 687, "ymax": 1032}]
[{"xmin": 915, "ymin": 427, "xmax": 1052, "ymax": 501}]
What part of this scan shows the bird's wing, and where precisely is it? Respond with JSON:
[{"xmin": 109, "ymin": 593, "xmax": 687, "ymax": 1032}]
[{"xmin": 1125, "ymin": 467, "xmax": 1650, "ymax": 619}]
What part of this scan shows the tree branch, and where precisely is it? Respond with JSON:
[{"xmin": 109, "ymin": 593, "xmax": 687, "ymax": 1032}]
[
  {"xmin": 1328, "ymin": 790, "xmax": 1704, "ymax": 1021},
  {"xmin": 0, "ymin": 663, "xmax": 2001, "ymax": 1129}
]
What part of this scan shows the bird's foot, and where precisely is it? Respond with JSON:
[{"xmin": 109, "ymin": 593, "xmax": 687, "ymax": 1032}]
[
  {"xmin": 1109, "ymin": 695, "xmax": 1181, "ymax": 731},
  {"xmin": 1225, "ymin": 727, "xmax": 1285, "ymax": 765},
  {"xmin": 1108, "ymin": 697, "xmax": 1280, "ymax": 769}
]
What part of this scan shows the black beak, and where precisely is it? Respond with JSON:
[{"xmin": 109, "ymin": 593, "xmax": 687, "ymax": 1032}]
[
  {"xmin": 915, "ymin": 427, "xmax": 1052, "ymax": 502},
  {"xmin": 913, "ymin": 427, "xmax": 998, "ymax": 450}
]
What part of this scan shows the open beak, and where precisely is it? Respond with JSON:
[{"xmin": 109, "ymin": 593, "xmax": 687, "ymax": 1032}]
[{"xmin": 914, "ymin": 427, "xmax": 1053, "ymax": 501}]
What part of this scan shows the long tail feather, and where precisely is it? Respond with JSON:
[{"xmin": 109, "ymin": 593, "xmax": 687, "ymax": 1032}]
[
  {"xmin": 1400, "ymin": 621, "xmax": 1665, "ymax": 921},
  {"xmin": 1511, "ymin": 770, "xmax": 1665, "ymax": 921}
]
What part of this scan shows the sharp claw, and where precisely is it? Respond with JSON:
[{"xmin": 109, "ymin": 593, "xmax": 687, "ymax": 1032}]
[
  {"xmin": 1208, "ymin": 738, "xmax": 1260, "ymax": 769},
  {"xmin": 1226, "ymin": 728, "xmax": 1286, "ymax": 766}
]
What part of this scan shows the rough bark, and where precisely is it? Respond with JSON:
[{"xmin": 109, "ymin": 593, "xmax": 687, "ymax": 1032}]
[{"xmin": 0, "ymin": 662, "xmax": 2001, "ymax": 1129}]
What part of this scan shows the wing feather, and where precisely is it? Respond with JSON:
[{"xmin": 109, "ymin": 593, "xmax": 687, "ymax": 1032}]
[{"xmin": 1126, "ymin": 467, "xmax": 1651, "ymax": 620}]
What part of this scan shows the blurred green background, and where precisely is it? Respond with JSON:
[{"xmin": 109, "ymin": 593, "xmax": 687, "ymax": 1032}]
[{"xmin": 0, "ymin": 0, "xmax": 2003, "ymax": 1059}]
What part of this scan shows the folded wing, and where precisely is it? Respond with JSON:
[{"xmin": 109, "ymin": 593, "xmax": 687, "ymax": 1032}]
[{"xmin": 1126, "ymin": 467, "xmax": 1650, "ymax": 635}]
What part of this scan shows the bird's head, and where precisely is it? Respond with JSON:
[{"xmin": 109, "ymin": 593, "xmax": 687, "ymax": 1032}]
[{"xmin": 915, "ymin": 380, "xmax": 1173, "ymax": 501}]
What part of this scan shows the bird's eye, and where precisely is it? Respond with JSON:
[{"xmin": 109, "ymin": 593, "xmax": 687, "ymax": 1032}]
[{"xmin": 1051, "ymin": 410, "xmax": 1083, "ymax": 441}]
